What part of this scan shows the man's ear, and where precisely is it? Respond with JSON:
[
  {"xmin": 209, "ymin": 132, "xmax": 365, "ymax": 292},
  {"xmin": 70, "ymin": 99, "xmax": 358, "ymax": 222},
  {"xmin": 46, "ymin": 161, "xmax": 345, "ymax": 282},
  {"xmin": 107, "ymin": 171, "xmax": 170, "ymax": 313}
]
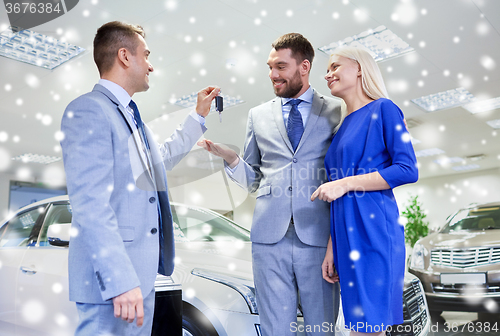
[
  {"xmin": 117, "ymin": 47, "xmax": 131, "ymax": 68},
  {"xmin": 301, "ymin": 59, "xmax": 311, "ymax": 75}
]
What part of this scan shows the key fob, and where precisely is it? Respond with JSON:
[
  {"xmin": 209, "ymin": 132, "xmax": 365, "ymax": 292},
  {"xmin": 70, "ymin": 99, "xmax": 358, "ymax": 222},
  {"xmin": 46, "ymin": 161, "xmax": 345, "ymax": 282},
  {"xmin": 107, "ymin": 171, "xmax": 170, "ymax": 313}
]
[{"xmin": 215, "ymin": 96, "xmax": 223, "ymax": 112}]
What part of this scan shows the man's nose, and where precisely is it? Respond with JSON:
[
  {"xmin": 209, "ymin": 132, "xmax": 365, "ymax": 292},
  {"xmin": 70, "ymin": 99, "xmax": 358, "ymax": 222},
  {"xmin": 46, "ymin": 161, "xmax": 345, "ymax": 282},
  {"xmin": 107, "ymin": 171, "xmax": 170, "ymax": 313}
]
[{"xmin": 269, "ymin": 68, "xmax": 278, "ymax": 79}]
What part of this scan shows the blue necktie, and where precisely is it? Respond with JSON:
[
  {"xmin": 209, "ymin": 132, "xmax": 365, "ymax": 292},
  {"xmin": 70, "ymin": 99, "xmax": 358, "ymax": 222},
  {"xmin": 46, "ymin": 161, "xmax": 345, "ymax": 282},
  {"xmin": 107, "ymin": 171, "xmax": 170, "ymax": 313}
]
[
  {"xmin": 129, "ymin": 100, "xmax": 167, "ymax": 274},
  {"xmin": 286, "ymin": 99, "xmax": 304, "ymax": 152},
  {"xmin": 129, "ymin": 100, "xmax": 150, "ymax": 150}
]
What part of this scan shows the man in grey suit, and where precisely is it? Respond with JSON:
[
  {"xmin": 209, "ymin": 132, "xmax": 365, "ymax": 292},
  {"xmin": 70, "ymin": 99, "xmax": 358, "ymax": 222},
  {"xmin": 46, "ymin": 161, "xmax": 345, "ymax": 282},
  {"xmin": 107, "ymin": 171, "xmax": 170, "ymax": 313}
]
[
  {"xmin": 61, "ymin": 21, "xmax": 219, "ymax": 335},
  {"xmin": 199, "ymin": 33, "xmax": 341, "ymax": 335}
]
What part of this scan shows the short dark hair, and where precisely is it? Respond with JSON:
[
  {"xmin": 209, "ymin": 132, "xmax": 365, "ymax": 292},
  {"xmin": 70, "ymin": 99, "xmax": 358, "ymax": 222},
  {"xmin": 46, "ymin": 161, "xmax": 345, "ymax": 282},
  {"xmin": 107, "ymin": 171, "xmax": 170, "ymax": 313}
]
[
  {"xmin": 93, "ymin": 21, "xmax": 145, "ymax": 75},
  {"xmin": 271, "ymin": 33, "xmax": 315, "ymax": 67}
]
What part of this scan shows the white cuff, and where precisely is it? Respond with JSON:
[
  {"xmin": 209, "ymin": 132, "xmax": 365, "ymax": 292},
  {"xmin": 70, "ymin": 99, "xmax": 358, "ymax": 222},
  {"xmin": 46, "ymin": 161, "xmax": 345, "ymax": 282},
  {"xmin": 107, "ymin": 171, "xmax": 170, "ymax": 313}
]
[
  {"xmin": 190, "ymin": 109, "xmax": 206, "ymax": 126},
  {"xmin": 227, "ymin": 156, "xmax": 240, "ymax": 170},
  {"xmin": 225, "ymin": 156, "xmax": 241, "ymax": 174}
]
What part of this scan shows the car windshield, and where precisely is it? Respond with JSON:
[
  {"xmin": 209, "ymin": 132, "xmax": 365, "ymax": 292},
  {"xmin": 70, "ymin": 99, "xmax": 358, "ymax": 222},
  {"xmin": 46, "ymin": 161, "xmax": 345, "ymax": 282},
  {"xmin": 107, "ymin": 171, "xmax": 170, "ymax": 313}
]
[
  {"xmin": 171, "ymin": 204, "xmax": 251, "ymax": 242},
  {"xmin": 440, "ymin": 206, "xmax": 500, "ymax": 233}
]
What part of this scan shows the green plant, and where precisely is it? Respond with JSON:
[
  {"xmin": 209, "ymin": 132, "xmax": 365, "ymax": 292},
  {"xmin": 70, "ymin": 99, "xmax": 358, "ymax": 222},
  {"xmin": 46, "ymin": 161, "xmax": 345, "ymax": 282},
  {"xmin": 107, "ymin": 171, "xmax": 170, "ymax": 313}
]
[{"xmin": 402, "ymin": 195, "xmax": 429, "ymax": 247}]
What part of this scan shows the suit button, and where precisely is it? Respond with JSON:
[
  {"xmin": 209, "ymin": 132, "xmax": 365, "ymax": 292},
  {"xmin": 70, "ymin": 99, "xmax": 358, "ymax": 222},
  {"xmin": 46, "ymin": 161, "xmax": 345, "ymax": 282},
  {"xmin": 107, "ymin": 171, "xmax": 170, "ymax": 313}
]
[
  {"xmin": 149, "ymin": 197, "xmax": 156, "ymax": 203},
  {"xmin": 293, "ymin": 158, "xmax": 297, "ymax": 163},
  {"xmin": 151, "ymin": 228, "xmax": 158, "ymax": 234},
  {"xmin": 288, "ymin": 186, "xmax": 292, "ymax": 191}
]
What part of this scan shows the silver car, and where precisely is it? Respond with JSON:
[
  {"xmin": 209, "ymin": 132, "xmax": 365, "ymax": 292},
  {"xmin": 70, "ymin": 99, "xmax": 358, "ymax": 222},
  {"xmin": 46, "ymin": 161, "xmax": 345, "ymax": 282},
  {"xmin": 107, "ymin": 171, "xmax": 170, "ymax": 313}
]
[
  {"xmin": 0, "ymin": 196, "xmax": 430, "ymax": 336},
  {"xmin": 409, "ymin": 201, "xmax": 500, "ymax": 318}
]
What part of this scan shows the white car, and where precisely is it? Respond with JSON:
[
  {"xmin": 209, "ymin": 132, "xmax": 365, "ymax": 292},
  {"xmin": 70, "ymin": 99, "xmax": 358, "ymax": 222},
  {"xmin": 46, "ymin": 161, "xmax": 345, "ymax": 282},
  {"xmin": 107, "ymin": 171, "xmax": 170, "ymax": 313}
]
[{"xmin": 0, "ymin": 196, "xmax": 430, "ymax": 336}]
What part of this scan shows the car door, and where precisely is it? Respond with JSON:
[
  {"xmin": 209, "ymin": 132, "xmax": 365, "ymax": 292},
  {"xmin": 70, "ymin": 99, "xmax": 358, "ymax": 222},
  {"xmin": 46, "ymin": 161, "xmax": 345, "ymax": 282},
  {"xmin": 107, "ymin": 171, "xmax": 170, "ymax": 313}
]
[
  {"xmin": 0, "ymin": 205, "xmax": 47, "ymax": 335},
  {"xmin": 16, "ymin": 202, "xmax": 77, "ymax": 336}
]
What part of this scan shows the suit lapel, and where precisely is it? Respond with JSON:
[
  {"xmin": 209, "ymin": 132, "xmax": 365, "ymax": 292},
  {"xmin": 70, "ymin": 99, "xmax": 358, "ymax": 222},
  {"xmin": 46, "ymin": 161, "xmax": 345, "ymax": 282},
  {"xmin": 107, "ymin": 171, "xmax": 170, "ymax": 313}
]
[
  {"xmin": 122, "ymin": 106, "xmax": 154, "ymax": 182},
  {"xmin": 93, "ymin": 85, "xmax": 136, "ymax": 133},
  {"xmin": 144, "ymin": 125, "xmax": 168, "ymax": 190},
  {"xmin": 93, "ymin": 84, "xmax": 154, "ymax": 181},
  {"xmin": 295, "ymin": 91, "xmax": 324, "ymax": 153},
  {"xmin": 272, "ymin": 98, "xmax": 294, "ymax": 153}
]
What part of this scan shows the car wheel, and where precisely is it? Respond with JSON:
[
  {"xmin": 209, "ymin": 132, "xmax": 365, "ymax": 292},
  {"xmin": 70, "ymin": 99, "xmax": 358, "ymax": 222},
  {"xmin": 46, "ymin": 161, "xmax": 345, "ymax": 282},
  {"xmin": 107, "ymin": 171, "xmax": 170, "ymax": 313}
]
[{"xmin": 182, "ymin": 313, "xmax": 213, "ymax": 336}]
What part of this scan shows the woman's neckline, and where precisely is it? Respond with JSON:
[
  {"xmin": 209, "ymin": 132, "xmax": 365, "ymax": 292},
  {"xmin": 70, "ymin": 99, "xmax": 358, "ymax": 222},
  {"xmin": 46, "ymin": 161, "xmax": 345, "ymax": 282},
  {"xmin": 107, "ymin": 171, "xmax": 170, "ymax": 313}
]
[{"xmin": 345, "ymin": 99, "xmax": 379, "ymax": 118}]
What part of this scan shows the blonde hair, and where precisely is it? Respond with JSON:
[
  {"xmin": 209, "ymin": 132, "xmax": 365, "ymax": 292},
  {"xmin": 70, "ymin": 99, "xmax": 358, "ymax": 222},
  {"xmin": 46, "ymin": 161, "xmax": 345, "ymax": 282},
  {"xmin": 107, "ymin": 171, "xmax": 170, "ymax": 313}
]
[{"xmin": 329, "ymin": 46, "xmax": 389, "ymax": 131}]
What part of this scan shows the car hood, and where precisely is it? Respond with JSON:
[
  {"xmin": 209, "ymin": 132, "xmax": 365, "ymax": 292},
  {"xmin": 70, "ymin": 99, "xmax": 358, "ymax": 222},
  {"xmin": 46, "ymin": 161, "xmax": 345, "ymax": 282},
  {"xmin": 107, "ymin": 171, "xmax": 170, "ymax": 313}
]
[
  {"xmin": 420, "ymin": 229, "xmax": 500, "ymax": 249},
  {"xmin": 174, "ymin": 241, "xmax": 254, "ymax": 281}
]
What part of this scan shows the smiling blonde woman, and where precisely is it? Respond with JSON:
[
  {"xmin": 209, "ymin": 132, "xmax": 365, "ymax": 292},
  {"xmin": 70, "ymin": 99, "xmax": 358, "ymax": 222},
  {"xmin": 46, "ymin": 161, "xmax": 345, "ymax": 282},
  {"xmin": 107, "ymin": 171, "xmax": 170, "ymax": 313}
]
[{"xmin": 311, "ymin": 46, "xmax": 419, "ymax": 336}]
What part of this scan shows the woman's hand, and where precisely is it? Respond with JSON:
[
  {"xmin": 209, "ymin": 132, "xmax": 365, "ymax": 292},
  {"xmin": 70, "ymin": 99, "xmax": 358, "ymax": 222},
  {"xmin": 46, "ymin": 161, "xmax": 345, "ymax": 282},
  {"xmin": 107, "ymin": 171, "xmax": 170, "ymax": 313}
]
[
  {"xmin": 311, "ymin": 180, "xmax": 348, "ymax": 202},
  {"xmin": 322, "ymin": 237, "xmax": 339, "ymax": 284}
]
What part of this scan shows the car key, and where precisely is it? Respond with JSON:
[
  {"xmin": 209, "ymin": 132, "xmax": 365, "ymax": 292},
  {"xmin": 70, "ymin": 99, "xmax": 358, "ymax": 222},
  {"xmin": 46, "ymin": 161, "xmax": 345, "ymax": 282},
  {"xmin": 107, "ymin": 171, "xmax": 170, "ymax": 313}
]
[{"xmin": 215, "ymin": 95, "xmax": 223, "ymax": 122}]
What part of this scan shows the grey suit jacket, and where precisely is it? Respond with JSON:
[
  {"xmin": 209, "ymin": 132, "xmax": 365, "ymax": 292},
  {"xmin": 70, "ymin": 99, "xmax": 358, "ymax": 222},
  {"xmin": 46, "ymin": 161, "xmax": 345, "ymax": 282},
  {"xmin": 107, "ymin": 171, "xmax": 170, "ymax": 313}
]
[
  {"xmin": 61, "ymin": 84, "xmax": 205, "ymax": 303},
  {"xmin": 229, "ymin": 90, "xmax": 341, "ymax": 247}
]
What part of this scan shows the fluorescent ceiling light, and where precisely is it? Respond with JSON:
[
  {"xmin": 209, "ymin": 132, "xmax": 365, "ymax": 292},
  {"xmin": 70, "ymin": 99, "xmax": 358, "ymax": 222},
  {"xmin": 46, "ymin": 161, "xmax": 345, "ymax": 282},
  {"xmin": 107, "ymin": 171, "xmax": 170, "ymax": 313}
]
[
  {"xmin": 463, "ymin": 97, "xmax": 500, "ymax": 114},
  {"xmin": 171, "ymin": 93, "xmax": 244, "ymax": 113},
  {"xmin": 415, "ymin": 148, "xmax": 445, "ymax": 158},
  {"xmin": 318, "ymin": 25, "xmax": 414, "ymax": 62},
  {"xmin": 434, "ymin": 157, "xmax": 465, "ymax": 165},
  {"xmin": 411, "ymin": 88, "xmax": 475, "ymax": 112},
  {"xmin": 410, "ymin": 137, "xmax": 421, "ymax": 145},
  {"xmin": 12, "ymin": 153, "xmax": 61, "ymax": 164},
  {"xmin": 452, "ymin": 164, "xmax": 480, "ymax": 172},
  {"xmin": 486, "ymin": 119, "xmax": 500, "ymax": 129},
  {"xmin": 0, "ymin": 26, "xmax": 84, "ymax": 70},
  {"xmin": 466, "ymin": 154, "xmax": 486, "ymax": 162}
]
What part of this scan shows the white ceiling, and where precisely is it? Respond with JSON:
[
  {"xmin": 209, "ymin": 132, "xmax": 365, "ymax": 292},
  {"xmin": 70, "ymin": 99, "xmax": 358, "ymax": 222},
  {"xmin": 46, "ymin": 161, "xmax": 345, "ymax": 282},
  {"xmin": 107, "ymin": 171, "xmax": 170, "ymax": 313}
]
[{"xmin": 0, "ymin": 0, "xmax": 499, "ymax": 186}]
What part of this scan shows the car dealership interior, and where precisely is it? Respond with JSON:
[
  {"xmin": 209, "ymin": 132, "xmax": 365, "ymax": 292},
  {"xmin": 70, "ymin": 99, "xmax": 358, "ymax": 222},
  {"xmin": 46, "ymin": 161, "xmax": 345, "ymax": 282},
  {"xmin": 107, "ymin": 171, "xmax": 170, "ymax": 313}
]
[{"xmin": 1, "ymin": 0, "xmax": 500, "ymax": 335}]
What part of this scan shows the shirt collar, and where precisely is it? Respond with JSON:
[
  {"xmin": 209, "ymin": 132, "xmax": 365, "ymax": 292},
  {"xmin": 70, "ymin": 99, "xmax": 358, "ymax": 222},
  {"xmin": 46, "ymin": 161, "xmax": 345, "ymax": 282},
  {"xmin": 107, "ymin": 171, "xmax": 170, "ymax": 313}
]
[
  {"xmin": 281, "ymin": 85, "xmax": 313, "ymax": 106},
  {"xmin": 98, "ymin": 79, "xmax": 132, "ymax": 109}
]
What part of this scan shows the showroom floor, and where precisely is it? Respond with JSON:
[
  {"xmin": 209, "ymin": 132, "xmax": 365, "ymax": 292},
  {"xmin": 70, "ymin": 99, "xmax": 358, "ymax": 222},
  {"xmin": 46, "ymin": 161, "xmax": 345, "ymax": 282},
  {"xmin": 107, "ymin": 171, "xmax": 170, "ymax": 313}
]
[{"xmin": 429, "ymin": 312, "xmax": 500, "ymax": 336}]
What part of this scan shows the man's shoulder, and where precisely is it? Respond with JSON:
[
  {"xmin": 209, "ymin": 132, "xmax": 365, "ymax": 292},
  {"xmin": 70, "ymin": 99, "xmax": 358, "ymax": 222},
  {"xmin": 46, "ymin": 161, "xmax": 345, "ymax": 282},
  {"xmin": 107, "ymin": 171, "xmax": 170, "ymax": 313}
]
[
  {"xmin": 250, "ymin": 96, "xmax": 279, "ymax": 113},
  {"xmin": 313, "ymin": 90, "xmax": 341, "ymax": 107},
  {"xmin": 67, "ymin": 86, "xmax": 113, "ymax": 109},
  {"xmin": 63, "ymin": 87, "xmax": 118, "ymax": 124}
]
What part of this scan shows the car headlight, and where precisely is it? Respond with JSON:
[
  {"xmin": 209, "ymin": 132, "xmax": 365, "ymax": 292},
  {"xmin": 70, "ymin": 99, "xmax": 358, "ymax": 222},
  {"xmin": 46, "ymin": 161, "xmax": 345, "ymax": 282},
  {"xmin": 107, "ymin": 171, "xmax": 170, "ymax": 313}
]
[
  {"xmin": 192, "ymin": 268, "xmax": 259, "ymax": 314},
  {"xmin": 410, "ymin": 242, "xmax": 427, "ymax": 270}
]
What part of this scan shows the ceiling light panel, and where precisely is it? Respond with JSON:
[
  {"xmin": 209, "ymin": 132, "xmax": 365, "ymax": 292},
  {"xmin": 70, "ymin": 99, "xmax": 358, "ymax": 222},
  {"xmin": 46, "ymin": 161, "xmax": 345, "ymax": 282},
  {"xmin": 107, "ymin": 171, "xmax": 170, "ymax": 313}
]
[
  {"xmin": 411, "ymin": 88, "xmax": 475, "ymax": 112},
  {"xmin": 463, "ymin": 97, "xmax": 500, "ymax": 114},
  {"xmin": 451, "ymin": 164, "xmax": 480, "ymax": 172},
  {"xmin": 415, "ymin": 148, "xmax": 445, "ymax": 158},
  {"xmin": 12, "ymin": 153, "xmax": 61, "ymax": 164},
  {"xmin": 434, "ymin": 157, "xmax": 465, "ymax": 165},
  {"xmin": 172, "ymin": 93, "xmax": 244, "ymax": 113},
  {"xmin": 318, "ymin": 25, "xmax": 414, "ymax": 62},
  {"xmin": 0, "ymin": 26, "xmax": 85, "ymax": 70},
  {"xmin": 466, "ymin": 154, "xmax": 486, "ymax": 162},
  {"xmin": 486, "ymin": 119, "xmax": 500, "ymax": 129}
]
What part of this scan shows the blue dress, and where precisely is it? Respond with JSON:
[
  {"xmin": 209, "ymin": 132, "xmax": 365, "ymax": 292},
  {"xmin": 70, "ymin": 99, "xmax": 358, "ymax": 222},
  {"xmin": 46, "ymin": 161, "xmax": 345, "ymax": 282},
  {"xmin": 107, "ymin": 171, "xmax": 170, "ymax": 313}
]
[{"xmin": 324, "ymin": 98, "xmax": 418, "ymax": 332}]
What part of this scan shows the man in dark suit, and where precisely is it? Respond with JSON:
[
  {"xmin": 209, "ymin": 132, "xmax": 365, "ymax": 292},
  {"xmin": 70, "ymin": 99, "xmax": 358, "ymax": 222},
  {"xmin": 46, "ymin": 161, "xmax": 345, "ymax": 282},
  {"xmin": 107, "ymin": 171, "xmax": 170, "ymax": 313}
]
[
  {"xmin": 199, "ymin": 33, "xmax": 341, "ymax": 335},
  {"xmin": 61, "ymin": 21, "xmax": 219, "ymax": 335}
]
